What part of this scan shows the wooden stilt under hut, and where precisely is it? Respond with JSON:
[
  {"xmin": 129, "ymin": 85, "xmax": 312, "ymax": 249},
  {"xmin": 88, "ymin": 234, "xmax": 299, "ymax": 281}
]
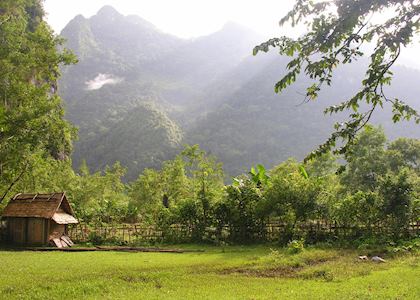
[{"xmin": 1, "ymin": 192, "xmax": 78, "ymax": 247}]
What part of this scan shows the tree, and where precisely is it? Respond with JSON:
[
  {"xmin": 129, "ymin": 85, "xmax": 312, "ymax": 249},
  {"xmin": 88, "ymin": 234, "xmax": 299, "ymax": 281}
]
[
  {"xmin": 386, "ymin": 138, "xmax": 420, "ymax": 173},
  {"xmin": 70, "ymin": 162, "xmax": 130, "ymax": 223},
  {"xmin": 333, "ymin": 191, "xmax": 382, "ymax": 228},
  {"xmin": 15, "ymin": 152, "xmax": 77, "ymax": 194},
  {"xmin": 129, "ymin": 157, "xmax": 189, "ymax": 223},
  {"xmin": 304, "ymin": 152, "xmax": 338, "ymax": 178},
  {"xmin": 380, "ymin": 168, "xmax": 413, "ymax": 237},
  {"xmin": 160, "ymin": 157, "xmax": 189, "ymax": 208},
  {"xmin": 264, "ymin": 159, "xmax": 320, "ymax": 241},
  {"xmin": 254, "ymin": 0, "xmax": 420, "ymax": 160},
  {"xmin": 0, "ymin": 0, "xmax": 77, "ymax": 203},
  {"xmin": 129, "ymin": 145, "xmax": 224, "ymax": 227},
  {"xmin": 180, "ymin": 145, "xmax": 225, "ymax": 227},
  {"xmin": 340, "ymin": 126, "xmax": 388, "ymax": 191},
  {"xmin": 223, "ymin": 177, "xmax": 266, "ymax": 242}
]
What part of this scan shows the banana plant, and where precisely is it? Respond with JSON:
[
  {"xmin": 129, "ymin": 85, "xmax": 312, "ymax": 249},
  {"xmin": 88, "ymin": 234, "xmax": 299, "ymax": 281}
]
[{"xmin": 249, "ymin": 164, "xmax": 270, "ymax": 187}]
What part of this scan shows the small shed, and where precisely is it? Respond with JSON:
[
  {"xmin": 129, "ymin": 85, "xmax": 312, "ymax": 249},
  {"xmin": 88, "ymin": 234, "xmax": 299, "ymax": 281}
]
[{"xmin": 1, "ymin": 192, "xmax": 78, "ymax": 247}]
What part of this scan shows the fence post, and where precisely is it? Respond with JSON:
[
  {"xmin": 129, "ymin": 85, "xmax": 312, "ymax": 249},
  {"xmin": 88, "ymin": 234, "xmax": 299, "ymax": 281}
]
[{"xmin": 417, "ymin": 221, "xmax": 420, "ymax": 235}]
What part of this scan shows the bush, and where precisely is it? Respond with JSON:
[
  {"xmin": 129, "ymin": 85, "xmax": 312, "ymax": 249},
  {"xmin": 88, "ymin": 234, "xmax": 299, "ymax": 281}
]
[
  {"xmin": 388, "ymin": 238, "xmax": 420, "ymax": 255},
  {"xmin": 287, "ymin": 239, "xmax": 305, "ymax": 254}
]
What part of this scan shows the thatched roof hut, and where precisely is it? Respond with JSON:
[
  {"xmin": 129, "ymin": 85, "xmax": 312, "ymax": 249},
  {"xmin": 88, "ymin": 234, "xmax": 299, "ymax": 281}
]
[{"xmin": 1, "ymin": 192, "xmax": 77, "ymax": 247}]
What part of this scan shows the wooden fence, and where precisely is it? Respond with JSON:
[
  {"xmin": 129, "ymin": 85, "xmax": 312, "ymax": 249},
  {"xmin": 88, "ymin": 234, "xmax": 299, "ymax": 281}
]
[
  {"xmin": 68, "ymin": 221, "xmax": 420, "ymax": 244},
  {"xmin": 0, "ymin": 219, "xmax": 418, "ymax": 244}
]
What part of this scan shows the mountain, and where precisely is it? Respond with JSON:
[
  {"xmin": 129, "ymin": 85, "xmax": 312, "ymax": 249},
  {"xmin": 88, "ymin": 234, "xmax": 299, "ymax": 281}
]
[
  {"xmin": 59, "ymin": 6, "xmax": 263, "ymax": 178},
  {"xmin": 186, "ymin": 56, "xmax": 420, "ymax": 174},
  {"xmin": 75, "ymin": 103, "xmax": 183, "ymax": 179},
  {"xmin": 59, "ymin": 6, "xmax": 420, "ymax": 179}
]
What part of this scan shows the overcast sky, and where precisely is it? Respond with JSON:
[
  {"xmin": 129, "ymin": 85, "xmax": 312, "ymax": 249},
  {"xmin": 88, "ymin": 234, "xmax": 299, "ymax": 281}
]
[
  {"xmin": 43, "ymin": 0, "xmax": 295, "ymax": 38},
  {"xmin": 43, "ymin": 0, "xmax": 420, "ymax": 68}
]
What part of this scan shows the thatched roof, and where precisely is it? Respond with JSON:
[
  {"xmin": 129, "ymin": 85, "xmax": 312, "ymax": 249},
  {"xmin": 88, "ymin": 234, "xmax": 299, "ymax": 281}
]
[{"xmin": 2, "ymin": 192, "xmax": 76, "ymax": 220}]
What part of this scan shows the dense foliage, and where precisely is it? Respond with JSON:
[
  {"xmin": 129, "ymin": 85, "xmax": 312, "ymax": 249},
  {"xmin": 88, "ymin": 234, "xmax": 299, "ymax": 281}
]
[
  {"xmin": 0, "ymin": 0, "xmax": 76, "ymax": 203},
  {"xmin": 178, "ymin": 128, "xmax": 419, "ymax": 243},
  {"xmin": 3, "ymin": 127, "xmax": 417, "ymax": 243}
]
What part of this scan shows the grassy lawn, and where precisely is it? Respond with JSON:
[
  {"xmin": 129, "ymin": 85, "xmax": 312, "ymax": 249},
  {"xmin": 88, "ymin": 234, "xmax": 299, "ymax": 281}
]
[{"xmin": 0, "ymin": 245, "xmax": 419, "ymax": 299}]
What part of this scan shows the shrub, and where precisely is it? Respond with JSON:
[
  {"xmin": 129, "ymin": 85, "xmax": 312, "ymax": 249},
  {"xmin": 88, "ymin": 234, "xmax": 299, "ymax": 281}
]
[{"xmin": 287, "ymin": 239, "xmax": 305, "ymax": 254}]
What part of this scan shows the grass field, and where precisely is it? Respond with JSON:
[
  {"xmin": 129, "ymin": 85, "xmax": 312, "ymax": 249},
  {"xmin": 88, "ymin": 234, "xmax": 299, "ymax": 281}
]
[{"xmin": 0, "ymin": 245, "xmax": 419, "ymax": 299}]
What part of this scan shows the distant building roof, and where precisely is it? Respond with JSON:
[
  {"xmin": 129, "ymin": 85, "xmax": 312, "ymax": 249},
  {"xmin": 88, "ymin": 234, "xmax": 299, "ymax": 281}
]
[{"xmin": 2, "ymin": 192, "xmax": 76, "ymax": 221}]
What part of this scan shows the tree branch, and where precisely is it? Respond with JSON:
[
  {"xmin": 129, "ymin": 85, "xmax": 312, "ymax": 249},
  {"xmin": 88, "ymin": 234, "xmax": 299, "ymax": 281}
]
[{"xmin": 0, "ymin": 164, "xmax": 27, "ymax": 204}]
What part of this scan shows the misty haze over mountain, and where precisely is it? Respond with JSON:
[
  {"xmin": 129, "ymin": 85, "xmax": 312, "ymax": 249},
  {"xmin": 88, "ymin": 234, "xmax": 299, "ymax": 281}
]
[{"xmin": 59, "ymin": 6, "xmax": 420, "ymax": 179}]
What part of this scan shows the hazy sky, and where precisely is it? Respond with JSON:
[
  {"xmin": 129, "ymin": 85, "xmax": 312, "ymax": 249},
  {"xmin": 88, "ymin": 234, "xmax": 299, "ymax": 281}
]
[
  {"xmin": 43, "ymin": 0, "xmax": 295, "ymax": 38},
  {"xmin": 43, "ymin": 0, "xmax": 419, "ymax": 68}
]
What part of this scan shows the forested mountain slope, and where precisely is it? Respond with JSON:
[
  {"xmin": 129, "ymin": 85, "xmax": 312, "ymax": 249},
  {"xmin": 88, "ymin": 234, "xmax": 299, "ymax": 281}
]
[
  {"xmin": 186, "ymin": 56, "xmax": 420, "ymax": 174},
  {"xmin": 59, "ymin": 6, "xmax": 420, "ymax": 179}
]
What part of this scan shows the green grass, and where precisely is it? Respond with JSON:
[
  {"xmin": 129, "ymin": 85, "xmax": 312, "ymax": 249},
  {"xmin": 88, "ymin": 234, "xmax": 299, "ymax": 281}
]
[{"xmin": 0, "ymin": 245, "xmax": 419, "ymax": 299}]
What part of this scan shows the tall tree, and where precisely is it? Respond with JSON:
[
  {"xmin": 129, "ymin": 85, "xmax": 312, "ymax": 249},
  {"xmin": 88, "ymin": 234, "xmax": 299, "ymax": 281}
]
[
  {"xmin": 0, "ymin": 0, "xmax": 76, "ymax": 203},
  {"xmin": 254, "ymin": 0, "xmax": 420, "ymax": 160},
  {"xmin": 386, "ymin": 138, "xmax": 420, "ymax": 173},
  {"xmin": 340, "ymin": 126, "xmax": 388, "ymax": 191}
]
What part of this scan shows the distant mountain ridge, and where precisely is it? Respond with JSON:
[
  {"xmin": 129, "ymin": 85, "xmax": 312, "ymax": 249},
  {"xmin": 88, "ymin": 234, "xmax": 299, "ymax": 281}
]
[{"xmin": 59, "ymin": 6, "xmax": 420, "ymax": 179}]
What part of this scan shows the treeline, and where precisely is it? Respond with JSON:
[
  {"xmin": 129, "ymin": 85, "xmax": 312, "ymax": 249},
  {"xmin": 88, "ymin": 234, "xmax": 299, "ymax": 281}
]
[
  {"xmin": 2, "ymin": 126, "xmax": 419, "ymax": 242},
  {"xmin": 127, "ymin": 126, "xmax": 420, "ymax": 242}
]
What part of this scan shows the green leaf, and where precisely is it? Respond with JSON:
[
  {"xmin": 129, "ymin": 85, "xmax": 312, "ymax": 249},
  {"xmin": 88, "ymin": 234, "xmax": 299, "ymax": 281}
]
[{"xmin": 299, "ymin": 165, "xmax": 309, "ymax": 179}]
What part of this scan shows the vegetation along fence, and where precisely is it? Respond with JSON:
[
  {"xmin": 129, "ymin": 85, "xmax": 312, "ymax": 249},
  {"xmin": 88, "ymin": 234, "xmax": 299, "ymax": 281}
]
[{"xmin": 68, "ymin": 221, "xmax": 420, "ymax": 244}]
